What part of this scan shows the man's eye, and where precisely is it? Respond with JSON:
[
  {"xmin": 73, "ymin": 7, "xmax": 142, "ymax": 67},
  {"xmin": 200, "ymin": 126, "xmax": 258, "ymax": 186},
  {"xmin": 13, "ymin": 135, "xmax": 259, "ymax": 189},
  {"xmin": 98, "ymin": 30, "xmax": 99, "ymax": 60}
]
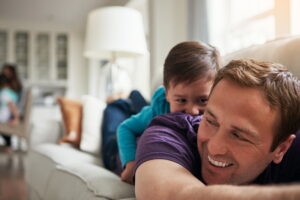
[
  {"xmin": 176, "ymin": 99, "xmax": 186, "ymax": 103},
  {"xmin": 231, "ymin": 132, "xmax": 247, "ymax": 142},
  {"xmin": 206, "ymin": 118, "xmax": 217, "ymax": 127}
]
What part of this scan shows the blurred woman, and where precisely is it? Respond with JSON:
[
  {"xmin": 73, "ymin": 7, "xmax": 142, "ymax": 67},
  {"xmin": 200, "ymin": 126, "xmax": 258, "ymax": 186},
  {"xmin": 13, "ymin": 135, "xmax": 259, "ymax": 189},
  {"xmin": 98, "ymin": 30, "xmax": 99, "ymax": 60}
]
[
  {"xmin": 0, "ymin": 73, "xmax": 19, "ymax": 152},
  {"xmin": 0, "ymin": 64, "xmax": 22, "ymax": 152},
  {"xmin": 2, "ymin": 63, "xmax": 22, "ymax": 100}
]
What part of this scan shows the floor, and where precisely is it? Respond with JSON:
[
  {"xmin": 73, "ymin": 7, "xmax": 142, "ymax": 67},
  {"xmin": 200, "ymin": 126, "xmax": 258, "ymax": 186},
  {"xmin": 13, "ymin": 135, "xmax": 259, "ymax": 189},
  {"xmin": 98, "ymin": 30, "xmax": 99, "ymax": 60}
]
[{"xmin": 0, "ymin": 147, "xmax": 27, "ymax": 200}]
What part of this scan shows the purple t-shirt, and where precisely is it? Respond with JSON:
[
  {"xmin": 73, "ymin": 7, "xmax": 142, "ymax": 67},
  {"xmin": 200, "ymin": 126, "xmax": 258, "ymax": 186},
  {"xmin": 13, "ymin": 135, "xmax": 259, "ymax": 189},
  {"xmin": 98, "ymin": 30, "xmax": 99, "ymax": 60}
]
[{"xmin": 135, "ymin": 112, "xmax": 300, "ymax": 184}]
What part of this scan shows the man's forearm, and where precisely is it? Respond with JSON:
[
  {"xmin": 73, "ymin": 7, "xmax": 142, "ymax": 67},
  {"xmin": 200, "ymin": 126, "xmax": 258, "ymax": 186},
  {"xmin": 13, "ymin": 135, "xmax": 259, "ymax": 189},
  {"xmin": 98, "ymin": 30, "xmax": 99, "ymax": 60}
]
[{"xmin": 178, "ymin": 184, "xmax": 300, "ymax": 200}]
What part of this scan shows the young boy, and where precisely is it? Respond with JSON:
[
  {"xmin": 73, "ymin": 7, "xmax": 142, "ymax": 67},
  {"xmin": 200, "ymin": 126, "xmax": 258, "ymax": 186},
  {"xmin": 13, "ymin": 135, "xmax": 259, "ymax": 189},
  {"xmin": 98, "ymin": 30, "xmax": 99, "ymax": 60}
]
[{"xmin": 117, "ymin": 41, "xmax": 221, "ymax": 183}]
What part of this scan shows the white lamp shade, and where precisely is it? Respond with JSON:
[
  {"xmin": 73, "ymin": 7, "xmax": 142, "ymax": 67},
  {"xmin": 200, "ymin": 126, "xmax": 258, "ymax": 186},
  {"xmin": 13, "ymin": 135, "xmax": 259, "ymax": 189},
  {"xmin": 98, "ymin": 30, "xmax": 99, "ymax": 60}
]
[{"xmin": 84, "ymin": 6, "xmax": 148, "ymax": 59}]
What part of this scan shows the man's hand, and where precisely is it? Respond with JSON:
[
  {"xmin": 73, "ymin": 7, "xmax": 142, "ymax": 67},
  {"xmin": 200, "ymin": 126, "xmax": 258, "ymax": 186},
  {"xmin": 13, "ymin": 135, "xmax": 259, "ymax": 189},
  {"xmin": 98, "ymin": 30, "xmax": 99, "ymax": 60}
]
[{"xmin": 121, "ymin": 161, "xmax": 136, "ymax": 184}]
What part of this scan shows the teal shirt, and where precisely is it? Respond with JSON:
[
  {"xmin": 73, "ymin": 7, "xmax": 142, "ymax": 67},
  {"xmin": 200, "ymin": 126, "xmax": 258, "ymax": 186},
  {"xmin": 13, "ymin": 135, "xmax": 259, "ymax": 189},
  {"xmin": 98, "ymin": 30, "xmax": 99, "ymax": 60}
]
[
  {"xmin": 0, "ymin": 88, "xmax": 18, "ymax": 122},
  {"xmin": 117, "ymin": 86, "xmax": 170, "ymax": 167}
]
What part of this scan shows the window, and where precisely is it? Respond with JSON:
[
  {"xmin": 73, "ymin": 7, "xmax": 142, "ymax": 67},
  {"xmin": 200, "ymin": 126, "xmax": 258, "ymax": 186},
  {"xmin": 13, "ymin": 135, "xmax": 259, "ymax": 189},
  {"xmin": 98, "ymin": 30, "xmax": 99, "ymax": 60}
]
[
  {"xmin": 56, "ymin": 34, "xmax": 68, "ymax": 80},
  {"xmin": 206, "ymin": 0, "xmax": 300, "ymax": 55},
  {"xmin": 15, "ymin": 31, "xmax": 29, "ymax": 79},
  {"xmin": 36, "ymin": 33, "xmax": 50, "ymax": 79}
]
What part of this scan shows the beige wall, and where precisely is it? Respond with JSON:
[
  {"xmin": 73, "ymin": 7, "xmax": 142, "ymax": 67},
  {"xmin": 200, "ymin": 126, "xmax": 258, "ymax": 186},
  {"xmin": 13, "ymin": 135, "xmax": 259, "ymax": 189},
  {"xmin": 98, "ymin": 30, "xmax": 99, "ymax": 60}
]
[{"xmin": 148, "ymin": 0, "xmax": 189, "ymax": 92}]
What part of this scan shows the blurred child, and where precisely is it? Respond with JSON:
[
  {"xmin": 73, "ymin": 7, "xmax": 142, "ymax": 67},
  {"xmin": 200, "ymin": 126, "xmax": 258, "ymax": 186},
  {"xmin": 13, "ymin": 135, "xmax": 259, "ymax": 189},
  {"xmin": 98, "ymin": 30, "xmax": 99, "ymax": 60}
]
[
  {"xmin": 0, "ymin": 73, "xmax": 19, "ymax": 152},
  {"xmin": 117, "ymin": 41, "xmax": 221, "ymax": 183}
]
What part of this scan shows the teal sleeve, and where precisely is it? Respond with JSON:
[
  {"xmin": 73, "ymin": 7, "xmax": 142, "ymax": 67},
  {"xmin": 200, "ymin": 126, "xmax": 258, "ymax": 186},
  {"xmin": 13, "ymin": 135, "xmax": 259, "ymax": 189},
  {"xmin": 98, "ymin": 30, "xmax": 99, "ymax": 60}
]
[{"xmin": 117, "ymin": 86, "xmax": 170, "ymax": 167}]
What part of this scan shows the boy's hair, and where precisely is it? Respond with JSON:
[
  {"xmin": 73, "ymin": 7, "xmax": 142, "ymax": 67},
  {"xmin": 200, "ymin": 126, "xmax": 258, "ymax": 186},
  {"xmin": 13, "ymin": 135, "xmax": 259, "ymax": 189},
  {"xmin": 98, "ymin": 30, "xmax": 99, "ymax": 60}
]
[
  {"xmin": 212, "ymin": 59, "xmax": 300, "ymax": 151},
  {"xmin": 163, "ymin": 41, "xmax": 221, "ymax": 88},
  {"xmin": 0, "ymin": 73, "xmax": 9, "ymax": 88}
]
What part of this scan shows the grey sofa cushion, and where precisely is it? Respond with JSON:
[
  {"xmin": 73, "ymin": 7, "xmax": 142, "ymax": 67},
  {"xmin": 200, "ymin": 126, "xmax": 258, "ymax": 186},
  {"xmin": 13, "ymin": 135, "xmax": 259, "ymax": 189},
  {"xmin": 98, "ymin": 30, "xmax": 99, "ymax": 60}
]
[
  {"xmin": 47, "ymin": 163, "xmax": 135, "ymax": 199},
  {"xmin": 26, "ymin": 143, "xmax": 135, "ymax": 200}
]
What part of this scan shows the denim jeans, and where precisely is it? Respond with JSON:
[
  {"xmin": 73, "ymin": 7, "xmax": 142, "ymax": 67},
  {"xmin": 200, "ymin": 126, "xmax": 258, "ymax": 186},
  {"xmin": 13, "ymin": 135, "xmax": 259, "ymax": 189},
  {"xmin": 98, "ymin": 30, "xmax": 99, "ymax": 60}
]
[{"xmin": 101, "ymin": 90, "xmax": 148, "ymax": 175}]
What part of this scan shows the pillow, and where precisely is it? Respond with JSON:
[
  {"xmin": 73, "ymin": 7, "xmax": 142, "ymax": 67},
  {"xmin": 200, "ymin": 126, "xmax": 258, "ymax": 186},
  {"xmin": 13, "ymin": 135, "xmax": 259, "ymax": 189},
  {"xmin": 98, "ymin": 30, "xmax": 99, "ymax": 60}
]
[
  {"xmin": 57, "ymin": 97, "xmax": 83, "ymax": 147},
  {"xmin": 80, "ymin": 95, "xmax": 106, "ymax": 156}
]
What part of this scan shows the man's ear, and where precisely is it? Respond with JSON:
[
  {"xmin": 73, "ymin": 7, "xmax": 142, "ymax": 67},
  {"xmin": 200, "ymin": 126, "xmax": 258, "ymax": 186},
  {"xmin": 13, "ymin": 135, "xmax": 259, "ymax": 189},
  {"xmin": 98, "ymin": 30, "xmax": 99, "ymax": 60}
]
[{"xmin": 273, "ymin": 134, "xmax": 296, "ymax": 164}]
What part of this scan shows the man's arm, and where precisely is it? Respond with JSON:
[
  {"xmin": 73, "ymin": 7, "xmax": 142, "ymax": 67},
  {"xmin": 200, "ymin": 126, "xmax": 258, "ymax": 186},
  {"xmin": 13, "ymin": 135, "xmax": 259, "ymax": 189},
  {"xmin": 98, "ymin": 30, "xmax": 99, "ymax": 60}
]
[
  {"xmin": 135, "ymin": 159, "xmax": 205, "ymax": 200},
  {"xmin": 135, "ymin": 159, "xmax": 300, "ymax": 200}
]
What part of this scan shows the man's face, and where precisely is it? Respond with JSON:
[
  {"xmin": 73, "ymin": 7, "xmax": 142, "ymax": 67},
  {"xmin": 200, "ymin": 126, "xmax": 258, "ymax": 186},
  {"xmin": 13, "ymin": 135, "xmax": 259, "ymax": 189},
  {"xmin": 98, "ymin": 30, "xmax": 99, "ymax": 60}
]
[
  {"xmin": 197, "ymin": 79, "xmax": 289, "ymax": 185},
  {"xmin": 166, "ymin": 78, "xmax": 213, "ymax": 116}
]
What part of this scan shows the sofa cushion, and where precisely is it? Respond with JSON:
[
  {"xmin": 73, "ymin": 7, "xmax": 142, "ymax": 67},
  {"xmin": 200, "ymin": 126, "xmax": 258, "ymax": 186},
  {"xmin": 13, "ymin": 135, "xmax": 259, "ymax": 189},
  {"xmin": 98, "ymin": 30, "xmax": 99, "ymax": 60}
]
[
  {"xmin": 224, "ymin": 36, "xmax": 300, "ymax": 79},
  {"xmin": 26, "ymin": 144, "xmax": 105, "ymax": 199},
  {"xmin": 32, "ymin": 143, "xmax": 103, "ymax": 166},
  {"xmin": 80, "ymin": 95, "xmax": 106, "ymax": 156},
  {"xmin": 46, "ymin": 163, "xmax": 135, "ymax": 200}
]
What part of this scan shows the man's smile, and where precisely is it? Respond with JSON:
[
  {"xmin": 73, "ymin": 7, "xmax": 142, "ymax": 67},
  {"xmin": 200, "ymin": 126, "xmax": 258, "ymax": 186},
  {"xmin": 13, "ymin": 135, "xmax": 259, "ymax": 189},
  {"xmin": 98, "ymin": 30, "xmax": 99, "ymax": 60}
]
[{"xmin": 207, "ymin": 155, "xmax": 233, "ymax": 168}]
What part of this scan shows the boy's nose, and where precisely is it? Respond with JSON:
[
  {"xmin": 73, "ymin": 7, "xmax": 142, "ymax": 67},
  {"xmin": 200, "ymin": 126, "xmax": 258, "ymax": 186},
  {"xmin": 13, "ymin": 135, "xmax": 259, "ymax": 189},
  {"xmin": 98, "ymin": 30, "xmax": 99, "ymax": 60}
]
[{"xmin": 186, "ymin": 106, "xmax": 201, "ymax": 116}]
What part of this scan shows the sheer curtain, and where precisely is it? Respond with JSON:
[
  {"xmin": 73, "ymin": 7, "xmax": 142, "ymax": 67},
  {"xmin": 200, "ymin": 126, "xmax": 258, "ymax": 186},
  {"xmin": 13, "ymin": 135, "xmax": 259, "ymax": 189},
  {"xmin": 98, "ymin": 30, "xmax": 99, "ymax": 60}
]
[{"xmin": 189, "ymin": 0, "xmax": 300, "ymax": 55}]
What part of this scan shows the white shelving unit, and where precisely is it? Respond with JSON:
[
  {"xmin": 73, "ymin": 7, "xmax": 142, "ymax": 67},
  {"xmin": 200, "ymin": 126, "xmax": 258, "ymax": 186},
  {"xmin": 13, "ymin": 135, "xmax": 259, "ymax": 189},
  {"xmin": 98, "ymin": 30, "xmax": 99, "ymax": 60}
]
[{"xmin": 0, "ymin": 29, "xmax": 69, "ymax": 105}]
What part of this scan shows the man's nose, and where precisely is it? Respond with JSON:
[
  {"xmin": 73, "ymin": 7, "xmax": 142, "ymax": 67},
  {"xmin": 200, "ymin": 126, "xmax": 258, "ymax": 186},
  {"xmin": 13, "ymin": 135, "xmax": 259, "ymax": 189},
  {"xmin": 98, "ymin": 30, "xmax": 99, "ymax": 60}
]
[{"xmin": 207, "ymin": 130, "xmax": 227, "ymax": 156}]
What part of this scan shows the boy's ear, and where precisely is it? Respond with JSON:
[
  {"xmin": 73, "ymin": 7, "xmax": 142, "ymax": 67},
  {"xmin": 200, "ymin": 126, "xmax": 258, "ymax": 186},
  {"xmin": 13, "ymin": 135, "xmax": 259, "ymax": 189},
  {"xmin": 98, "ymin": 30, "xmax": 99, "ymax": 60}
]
[
  {"xmin": 164, "ymin": 85, "xmax": 170, "ymax": 103},
  {"xmin": 272, "ymin": 134, "xmax": 295, "ymax": 164}
]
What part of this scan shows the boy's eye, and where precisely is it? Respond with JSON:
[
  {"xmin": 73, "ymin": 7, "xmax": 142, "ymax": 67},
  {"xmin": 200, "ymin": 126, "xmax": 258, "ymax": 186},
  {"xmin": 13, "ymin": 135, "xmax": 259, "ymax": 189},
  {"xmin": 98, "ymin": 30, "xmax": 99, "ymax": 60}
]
[
  {"xmin": 199, "ymin": 98, "xmax": 208, "ymax": 104},
  {"xmin": 176, "ymin": 98, "xmax": 186, "ymax": 103}
]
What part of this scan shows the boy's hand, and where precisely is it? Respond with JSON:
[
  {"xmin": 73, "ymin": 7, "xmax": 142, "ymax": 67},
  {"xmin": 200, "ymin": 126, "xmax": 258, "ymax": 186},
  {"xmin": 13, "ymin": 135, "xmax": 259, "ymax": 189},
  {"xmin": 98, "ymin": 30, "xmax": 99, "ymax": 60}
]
[{"xmin": 121, "ymin": 161, "xmax": 136, "ymax": 184}]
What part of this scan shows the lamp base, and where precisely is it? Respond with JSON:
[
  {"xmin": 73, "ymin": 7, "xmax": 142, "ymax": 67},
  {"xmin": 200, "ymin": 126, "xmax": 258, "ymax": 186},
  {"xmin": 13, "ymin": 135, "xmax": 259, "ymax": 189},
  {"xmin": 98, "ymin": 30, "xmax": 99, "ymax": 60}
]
[{"xmin": 104, "ymin": 61, "xmax": 132, "ymax": 99}]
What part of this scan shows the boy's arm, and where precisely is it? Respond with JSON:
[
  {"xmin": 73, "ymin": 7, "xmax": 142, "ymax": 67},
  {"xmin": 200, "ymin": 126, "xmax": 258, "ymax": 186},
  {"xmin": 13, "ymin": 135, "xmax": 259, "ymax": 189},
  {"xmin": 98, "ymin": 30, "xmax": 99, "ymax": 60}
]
[
  {"xmin": 117, "ymin": 105, "xmax": 156, "ymax": 166},
  {"xmin": 8, "ymin": 101, "xmax": 19, "ymax": 125},
  {"xmin": 117, "ymin": 86, "xmax": 168, "ymax": 167},
  {"xmin": 117, "ymin": 105, "xmax": 155, "ymax": 183},
  {"xmin": 135, "ymin": 159, "xmax": 300, "ymax": 200},
  {"xmin": 118, "ymin": 86, "xmax": 168, "ymax": 183}
]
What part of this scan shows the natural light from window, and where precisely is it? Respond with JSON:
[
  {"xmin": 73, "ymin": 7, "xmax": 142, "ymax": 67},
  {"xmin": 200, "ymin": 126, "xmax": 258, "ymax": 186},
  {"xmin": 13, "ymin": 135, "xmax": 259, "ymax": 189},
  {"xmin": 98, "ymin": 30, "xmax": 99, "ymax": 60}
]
[{"xmin": 207, "ymin": 0, "xmax": 300, "ymax": 55}]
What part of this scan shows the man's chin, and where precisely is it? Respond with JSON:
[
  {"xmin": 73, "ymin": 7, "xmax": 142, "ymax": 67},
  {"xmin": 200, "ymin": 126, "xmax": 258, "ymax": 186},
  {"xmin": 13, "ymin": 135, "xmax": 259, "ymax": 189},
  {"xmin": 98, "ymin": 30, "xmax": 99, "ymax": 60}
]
[{"xmin": 202, "ymin": 172, "xmax": 233, "ymax": 185}]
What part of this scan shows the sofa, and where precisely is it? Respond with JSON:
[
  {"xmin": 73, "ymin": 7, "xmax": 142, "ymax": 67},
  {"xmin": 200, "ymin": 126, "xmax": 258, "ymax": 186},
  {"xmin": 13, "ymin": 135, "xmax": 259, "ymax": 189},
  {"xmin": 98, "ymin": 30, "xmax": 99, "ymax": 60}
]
[
  {"xmin": 25, "ymin": 35, "xmax": 300, "ymax": 200},
  {"xmin": 25, "ymin": 97, "xmax": 135, "ymax": 200}
]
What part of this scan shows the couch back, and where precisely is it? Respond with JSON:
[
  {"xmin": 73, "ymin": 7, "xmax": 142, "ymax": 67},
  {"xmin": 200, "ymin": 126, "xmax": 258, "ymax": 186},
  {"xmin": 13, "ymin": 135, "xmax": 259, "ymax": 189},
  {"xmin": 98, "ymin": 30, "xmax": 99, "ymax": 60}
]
[
  {"xmin": 151, "ymin": 35, "xmax": 300, "ymax": 92},
  {"xmin": 224, "ymin": 35, "xmax": 300, "ymax": 78}
]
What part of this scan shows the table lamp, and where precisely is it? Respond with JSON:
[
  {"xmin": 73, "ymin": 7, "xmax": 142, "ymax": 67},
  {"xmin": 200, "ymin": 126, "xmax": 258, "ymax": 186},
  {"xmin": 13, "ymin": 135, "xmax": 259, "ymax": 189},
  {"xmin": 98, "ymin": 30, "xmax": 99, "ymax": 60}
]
[{"xmin": 84, "ymin": 6, "xmax": 148, "ymax": 95}]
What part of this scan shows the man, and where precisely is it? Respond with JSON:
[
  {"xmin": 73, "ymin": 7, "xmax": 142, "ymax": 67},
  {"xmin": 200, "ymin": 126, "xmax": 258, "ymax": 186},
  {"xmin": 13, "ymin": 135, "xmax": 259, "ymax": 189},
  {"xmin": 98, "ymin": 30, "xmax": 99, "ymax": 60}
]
[{"xmin": 134, "ymin": 59, "xmax": 300, "ymax": 200}]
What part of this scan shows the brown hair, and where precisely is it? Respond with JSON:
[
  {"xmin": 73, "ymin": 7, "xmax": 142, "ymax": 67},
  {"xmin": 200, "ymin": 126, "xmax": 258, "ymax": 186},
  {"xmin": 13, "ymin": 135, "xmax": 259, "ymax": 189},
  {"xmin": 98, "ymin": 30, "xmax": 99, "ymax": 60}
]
[
  {"xmin": 212, "ymin": 59, "xmax": 300, "ymax": 151},
  {"xmin": 163, "ymin": 41, "xmax": 221, "ymax": 88},
  {"xmin": 2, "ymin": 63, "xmax": 23, "ymax": 96}
]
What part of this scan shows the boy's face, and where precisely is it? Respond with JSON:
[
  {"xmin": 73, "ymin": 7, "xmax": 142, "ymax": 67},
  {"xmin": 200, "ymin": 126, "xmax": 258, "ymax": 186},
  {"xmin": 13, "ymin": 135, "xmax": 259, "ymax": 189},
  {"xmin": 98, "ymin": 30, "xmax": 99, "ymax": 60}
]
[{"xmin": 165, "ymin": 78, "xmax": 213, "ymax": 115}]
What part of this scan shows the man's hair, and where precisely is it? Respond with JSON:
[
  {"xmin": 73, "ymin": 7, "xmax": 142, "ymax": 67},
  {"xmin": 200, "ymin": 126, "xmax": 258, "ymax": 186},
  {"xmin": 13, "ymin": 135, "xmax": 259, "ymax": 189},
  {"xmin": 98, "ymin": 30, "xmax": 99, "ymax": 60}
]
[
  {"xmin": 212, "ymin": 59, "xmax": 300, "ymax": 151},
  {"xmin": 163, "ymin": 41, "xmax": 221, "ymax": 88}
]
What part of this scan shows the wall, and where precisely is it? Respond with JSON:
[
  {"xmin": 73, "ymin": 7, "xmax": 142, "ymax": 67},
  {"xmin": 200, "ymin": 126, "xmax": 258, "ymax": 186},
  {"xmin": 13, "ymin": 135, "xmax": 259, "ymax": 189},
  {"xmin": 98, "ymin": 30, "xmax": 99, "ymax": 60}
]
[
  {"xmin": 67, "ymin": 32, "xmax": 88, "ymax": 98},
  {"xmin": 148, "ymin": 0, "xmax": 189, "ymax": 92}
]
